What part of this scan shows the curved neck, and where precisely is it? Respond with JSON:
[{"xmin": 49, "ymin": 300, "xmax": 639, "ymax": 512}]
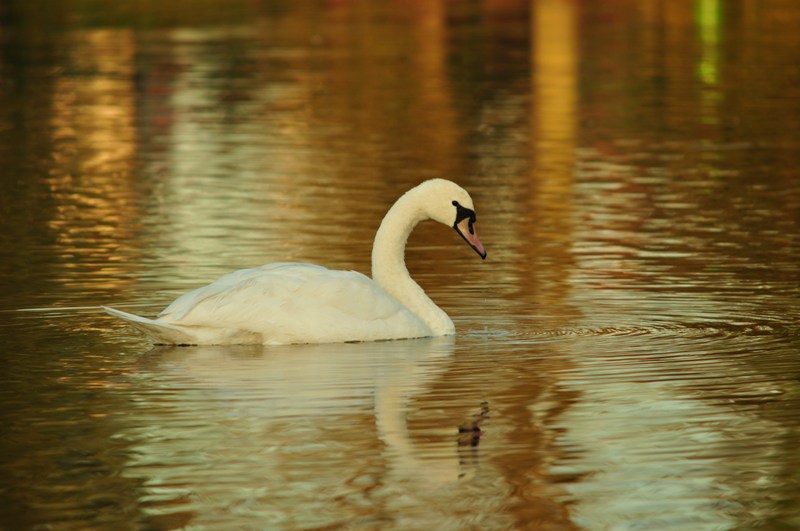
[{"xmin": 371, "ymin": 191, "xmax": 454, "ymax": 335}]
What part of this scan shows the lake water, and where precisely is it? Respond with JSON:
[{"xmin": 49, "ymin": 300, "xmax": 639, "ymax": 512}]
[{"xmin": 1, "ymin": 1, "xmax": 799, "ymax": 529}]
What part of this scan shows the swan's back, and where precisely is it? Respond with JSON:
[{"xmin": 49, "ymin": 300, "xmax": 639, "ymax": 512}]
[{"xmin": 157, "ymin": 263, "xmax": 433, "ymax": 345}]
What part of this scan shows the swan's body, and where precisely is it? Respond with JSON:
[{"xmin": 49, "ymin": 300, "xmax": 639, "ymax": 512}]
[
  {"xmin": 106, "ymin": 264, "xmax": 434, "ymax": 345},
  {"xmin": 105, "ymin": 179, "xmax": 486, "ymax": 345}
]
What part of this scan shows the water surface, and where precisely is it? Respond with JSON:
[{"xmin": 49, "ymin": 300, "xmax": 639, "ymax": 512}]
[{"xmin": 1, "ymin": 1, "xmax": 799, "ymax": 529}]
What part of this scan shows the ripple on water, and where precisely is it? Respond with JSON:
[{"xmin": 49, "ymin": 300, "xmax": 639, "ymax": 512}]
[
  {"xmin": 519, "ymin": 322, "xmax": 800, "ymax": 530},
  {"xmin": 495, "ymin": 318, "xmax": 796, "ymax": 345}
]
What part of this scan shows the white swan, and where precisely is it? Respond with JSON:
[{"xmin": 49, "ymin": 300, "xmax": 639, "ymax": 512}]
[{"xmin": 104, "ymin": 179, "xmax": 486, "ymax": 345}]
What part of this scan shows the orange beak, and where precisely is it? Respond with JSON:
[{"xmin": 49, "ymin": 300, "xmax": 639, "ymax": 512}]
[{"xmin": 455, "ymin": 217, "xmax": 486, "ymax": 259}]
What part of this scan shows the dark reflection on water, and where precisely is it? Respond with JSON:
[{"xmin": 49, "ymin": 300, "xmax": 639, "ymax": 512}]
[{"xmin": 1, "ymin": 0, "xmax": 800, "ymax": 529}]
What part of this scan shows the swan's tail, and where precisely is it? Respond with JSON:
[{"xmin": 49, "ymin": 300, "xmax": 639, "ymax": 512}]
[{"xmin": 103, "ymin": 306, "xmax": 201, "ymax": 345}]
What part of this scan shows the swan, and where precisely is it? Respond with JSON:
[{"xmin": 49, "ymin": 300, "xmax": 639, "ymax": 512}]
[{"xmin": 104, "ymin": 178, "xmax": 486, "ymax": 345}]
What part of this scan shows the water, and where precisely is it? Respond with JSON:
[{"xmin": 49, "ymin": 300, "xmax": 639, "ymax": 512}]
[{"xmin": 1, "ymin": 1, "xmax": 799, "ymax": 529}]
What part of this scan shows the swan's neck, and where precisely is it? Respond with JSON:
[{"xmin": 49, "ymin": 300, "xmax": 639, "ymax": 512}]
[{"xmin": 371, "ymin": 191, "xmax": 454, "ymax": 335}]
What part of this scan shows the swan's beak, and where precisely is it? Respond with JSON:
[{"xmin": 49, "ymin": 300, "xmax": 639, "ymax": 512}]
[{"xmin": 455, "ymin": 217, "xmax": 487, "ymax": 260}]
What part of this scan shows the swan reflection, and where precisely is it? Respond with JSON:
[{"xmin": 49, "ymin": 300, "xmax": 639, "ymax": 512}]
[{"xmin": 123, "ymin": 336, "xmax": 463, "ymax": 525}]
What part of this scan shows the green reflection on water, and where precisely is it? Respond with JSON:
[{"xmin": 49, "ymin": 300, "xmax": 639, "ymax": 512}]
[{"xmin": 696, "ymin": 0, "xmax": 722, "ymax": 86}]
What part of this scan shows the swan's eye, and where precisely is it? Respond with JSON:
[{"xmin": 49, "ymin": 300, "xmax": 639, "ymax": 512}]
[{"xmin": 452, "ymin": 201, "xmax": 476, "ymax": 227}]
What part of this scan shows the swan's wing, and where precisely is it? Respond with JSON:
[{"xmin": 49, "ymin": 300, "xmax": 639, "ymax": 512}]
[
  {"xmin": 159, "ymin": 263, "xmax": 327, "ymax": 321},
  {"xmin": 158, "ymin": 262, "xmax": 431, "ymax": 344}
]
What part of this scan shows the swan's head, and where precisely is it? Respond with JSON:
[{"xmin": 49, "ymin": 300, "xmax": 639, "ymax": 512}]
[{"xmin": 417, "ymin": 179, "xmax": 487, "ymax": 260}]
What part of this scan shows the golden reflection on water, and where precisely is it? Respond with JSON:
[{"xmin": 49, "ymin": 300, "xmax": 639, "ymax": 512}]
[
  {"xmin": 46, "ymin": 29, "xmax": 141, "ymax": 301},
  {"xmin": 529, "ymin": 0, "xmax": 577, "ymax": 309}
]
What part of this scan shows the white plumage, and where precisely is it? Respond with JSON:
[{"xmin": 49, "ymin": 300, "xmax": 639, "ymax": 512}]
[{"xmin": 105, "ymin": 179, "xmax": 486, "ymax": 345}]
